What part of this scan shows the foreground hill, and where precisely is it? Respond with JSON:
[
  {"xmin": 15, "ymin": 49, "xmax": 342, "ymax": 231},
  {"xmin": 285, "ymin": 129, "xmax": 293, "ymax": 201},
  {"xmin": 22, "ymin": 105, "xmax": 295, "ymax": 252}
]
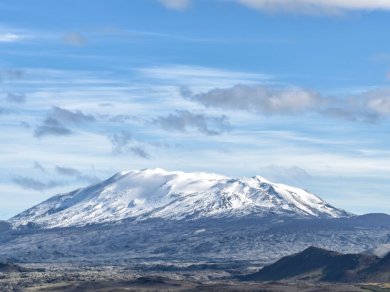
[
  {"xmin": 10, "ymin": 168, "xmax": 349, "ymax": 228},
  {"xmin": 247, "ymin": 246, "xmax": 390, "ymax": 283},
  {"xmin": 361, "ymin": 252, "xmax": 390, "ymax": 282}
]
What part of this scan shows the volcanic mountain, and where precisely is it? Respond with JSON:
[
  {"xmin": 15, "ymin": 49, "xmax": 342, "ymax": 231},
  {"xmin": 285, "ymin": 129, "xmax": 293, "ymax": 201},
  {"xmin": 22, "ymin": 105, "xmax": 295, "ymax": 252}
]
[{"xmin": 10, "ymin": 168, "xmax": 350, "ymax": 229}]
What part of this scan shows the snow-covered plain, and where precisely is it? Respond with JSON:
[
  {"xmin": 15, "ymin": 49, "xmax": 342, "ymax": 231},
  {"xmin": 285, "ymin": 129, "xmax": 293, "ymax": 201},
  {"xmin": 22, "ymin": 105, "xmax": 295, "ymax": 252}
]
[{"xmin": 10, "ymin": 168, "xmax": 349, "ymax": 228}]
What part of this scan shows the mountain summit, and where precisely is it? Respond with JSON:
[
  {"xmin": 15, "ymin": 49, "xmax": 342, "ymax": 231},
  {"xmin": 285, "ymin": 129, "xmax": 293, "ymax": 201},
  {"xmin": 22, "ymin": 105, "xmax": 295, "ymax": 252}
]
[{"xmin": 10, "ymin": 168, "xmax": 350, "ymax": 228}]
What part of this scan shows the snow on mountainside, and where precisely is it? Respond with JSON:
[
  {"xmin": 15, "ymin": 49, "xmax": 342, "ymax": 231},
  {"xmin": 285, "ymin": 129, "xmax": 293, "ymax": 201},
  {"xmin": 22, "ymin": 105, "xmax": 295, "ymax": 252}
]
[
  {"xmin": 10, "ymin": 168, "xmax": 350, "ymax": 228},
  {"xmin": 365, "ymin": 244, "xmax": 390, "ymax": 258}
]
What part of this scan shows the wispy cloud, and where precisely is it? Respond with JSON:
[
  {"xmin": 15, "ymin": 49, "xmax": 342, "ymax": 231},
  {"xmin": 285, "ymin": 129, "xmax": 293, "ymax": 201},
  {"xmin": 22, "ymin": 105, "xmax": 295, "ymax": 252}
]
[
  {"xmin": 34, "ymin": 106, "xmax": 95, "ymax": 138},
  {"xmin": 154, "ymin": 110, "xmax": 232, "ymax": 135},
  {"xmin": 0, "ymin": 107, "xmax": 10, "ymax": 115},
  {"xmin": 108, "ymin": 131, "xmax": 133, "ymax": 154},
  {"xmin": 98, "ymin": 27, "xmax": 282, "ymax": 44},
  {"xmin": 0, "ymin": 33, "xmax": 23, "ymax": 42},
  {"xmin": 324, "ymin": 107, "xmax": 377, "ymax": 123},
  {"xmin": 159, "ymin": 0, "xmax": 191, "ymax": 11},
  {"xmin": 34, "ymin": 118, "xmax": 73, "ymax": 138},
  {"xmin": 20, "ymin": 121, "xmax": 30, "ymax": 129},
  {"xmin": 0, "ymin": 69, "xmax": 25, "ymax": 81},
  {"xmin": 6, "ymin": 92, "xmax": 26, "ymax": 103},
  {"xmin": 138, "ymin": 64, "xmax": 271, "ymax": 87},
  {"xmin": 127, "ymin": 146, "xmax": 150, "ymax": 159},
  {"xmin": 33, "ymin": 161, "xmax": 46, "ymax": 172},
  {"xmin": 157, "ymin": 0, "xmax": 390, "ymax": 15},
  {"xmin": 12, "ymin": 176, "xmax": 63, "ymax": 191},
  {"xmin": 261, "ymin": 165, "xmax": 312, "ymax": 185},
  {"xmin": 48, "ymin": 106, "xmax": 95, "ymax": 124},
  {"xmin": 108, "ymin": 131, "xmax": 150, "ymax": 159},
  {"xmin": 55, "ymin": 166, "xmax": 99, "ymax": 183},
  {"xmin": 237, "ymin": 0, "xmax": 390, "ymax": 14},
  {"xmin": 62, "ymin": 32, "xmax": 87, "ymax": 45}
]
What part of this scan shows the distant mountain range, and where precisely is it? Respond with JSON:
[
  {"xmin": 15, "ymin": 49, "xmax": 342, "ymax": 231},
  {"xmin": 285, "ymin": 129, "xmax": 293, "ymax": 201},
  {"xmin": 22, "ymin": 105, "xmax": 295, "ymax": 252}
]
[
  {"xmin": 246, "ymin": 246, "xmax": 390, "ymax": 283},
  {"xmin": 10, "ymin": 168, "xmax": 350, "ymax": 228}
]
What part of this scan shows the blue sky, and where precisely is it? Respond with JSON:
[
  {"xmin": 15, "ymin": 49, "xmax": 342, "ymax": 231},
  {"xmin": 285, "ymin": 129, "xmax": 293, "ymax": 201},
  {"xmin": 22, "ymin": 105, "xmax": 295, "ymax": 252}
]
[{"xmin": 1, "ymin": 0, "xmax": 390, "ymax": 218}]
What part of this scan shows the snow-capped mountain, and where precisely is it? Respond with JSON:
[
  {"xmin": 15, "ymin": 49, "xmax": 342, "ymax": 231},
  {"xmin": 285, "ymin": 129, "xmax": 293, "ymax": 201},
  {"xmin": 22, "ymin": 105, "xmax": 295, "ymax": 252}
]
[{"xmin": 10, "ymin": 168, "xmax": 350, "ymax": 228}]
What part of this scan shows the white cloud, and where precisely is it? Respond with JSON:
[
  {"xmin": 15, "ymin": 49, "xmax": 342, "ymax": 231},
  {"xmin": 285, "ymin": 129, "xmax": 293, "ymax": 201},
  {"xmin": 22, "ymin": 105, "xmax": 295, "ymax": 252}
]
[
  {"xmin": 139, "ymin": 65, "xmax": 269, "ymax": 80},
  {"xmin": 366, "ymin": 94, "xmax": 390, "ymax": 115},
  {"xmin": 153, "ymin": 110, "xmax": 232, "ymax": 135},
  {"xmin": 238, "ymin": 0, "xmax": 390, "ymax": 14},
  {"xmin": 158, "ymin": 0, "xmax": 390, "ymax": 14},
  {"xmin": 159, "ymin": 0, "xmax": 191, "ymax": 11},
  {"xmin": 0, "ymin": 33, "xmax": 22, "ymax": 42}
]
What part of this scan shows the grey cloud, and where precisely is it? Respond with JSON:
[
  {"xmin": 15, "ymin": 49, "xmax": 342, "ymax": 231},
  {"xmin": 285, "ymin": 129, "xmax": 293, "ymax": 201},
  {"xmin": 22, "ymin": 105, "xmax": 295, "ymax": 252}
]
[
  {"xmin": 186, "ymin": 85, "xmax": 324, "ymax": 115},
  {"xmin": 99, "ymin": 114, "xmax": 136, "ymax": 123},
  {"xmin": 108, "ymin": 131, "xmax": 150, "ymax": 159},
  {"xmin": 55, "ymin": 166, "xmax": 100, "ymax": 183},
  {"xmin": 20, "ymin": 121, "xmax": 30, "ymax": 129},
  {"xmin": 179, "ymin": 86, "xmax": 193, "ymax": 98},
  {"xmin": 185, "ymin": 84, "xmax": 390, "ymax": 123},
  {"xmin": 34, "ymin": 117, "xmax": 73, "ymax": 138},
  {"xmin": 12, "ymin": 176, "xmax": 63, "ymax": 191},
  {"xmin": 109, "ymin": 131, "xmax": 133, "ymax": 154},
  {"xmin": 323, "ymin": 90, "xmax": 390, "ymax": 122},
  {"xmin": 0, "ymin": 107, "xmax": 10, "ymax": 115},
  {"xmin": 99, "ymin": 102, "xmax": 114, "ymax": 107},
  {"xmin": 34, "ymin": 107, "xmax": 94, "ymax": 138},
  {"xmin": 63, "ymin": 32, "xmax": 87, "ymax": 45},
  {"xmin": 129, "ymin": 147, "xmax": 150, "ymax": 159},
  {"xmin": 0, "ymin": 69, "xmax": 24, "ymax": 81},
  {"xmin": 55, "ymin": 166, "xmax": 80, "ymax": 176},
  {"xmin": 6, "ymin": 92, "xmax": 26, "ymax": 103},
  {"xmin": 49, "ymin": 106, "xmax": 95, "ymax": 124},
  {"xmin": 154, "ymin": 110, "xmax": 232, "ymax": 135},
  {"xmin": 33, "ymin": 161, "xmax": 46, "ymax": 172},
  {"xmin": 109, "ymin": 115, "xmax": 133, "ymax": 123},
  {"xmin": 323, "ymin": 108, "xmax": 378, "ymax": 123}
]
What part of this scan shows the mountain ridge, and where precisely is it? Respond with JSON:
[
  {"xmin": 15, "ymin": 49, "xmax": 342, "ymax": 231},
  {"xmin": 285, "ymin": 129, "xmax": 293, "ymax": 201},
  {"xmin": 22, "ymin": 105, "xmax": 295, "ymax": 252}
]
[
  {"xmin": 246, "ymin": 246, "xmax": 390, "ymax": 283},
  {"xmin": 10, "ymin": 168, "xmax": 350, "ymax": 229}
]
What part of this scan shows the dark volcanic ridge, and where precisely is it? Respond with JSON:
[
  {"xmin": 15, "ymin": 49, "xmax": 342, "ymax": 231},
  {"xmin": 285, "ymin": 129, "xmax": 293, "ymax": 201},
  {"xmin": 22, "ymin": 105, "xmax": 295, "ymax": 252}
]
[{"xmin": 246, "ymin": 246, "xmax": 390, "ymax": 283}]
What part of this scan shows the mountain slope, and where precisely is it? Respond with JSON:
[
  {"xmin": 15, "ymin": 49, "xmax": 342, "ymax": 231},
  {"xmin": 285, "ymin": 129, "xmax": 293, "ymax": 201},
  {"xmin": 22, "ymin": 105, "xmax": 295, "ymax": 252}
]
[
  {"xmin": 360, "ymin": 252, "xmax": 390, "ymax": 282},
  {"xmin": 10, "ymin": 168, "xmax": 350, "ymax": 228},
  {"xmin": 365, "ymin": 244, "xmax": 390, "ymax": 258}
]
